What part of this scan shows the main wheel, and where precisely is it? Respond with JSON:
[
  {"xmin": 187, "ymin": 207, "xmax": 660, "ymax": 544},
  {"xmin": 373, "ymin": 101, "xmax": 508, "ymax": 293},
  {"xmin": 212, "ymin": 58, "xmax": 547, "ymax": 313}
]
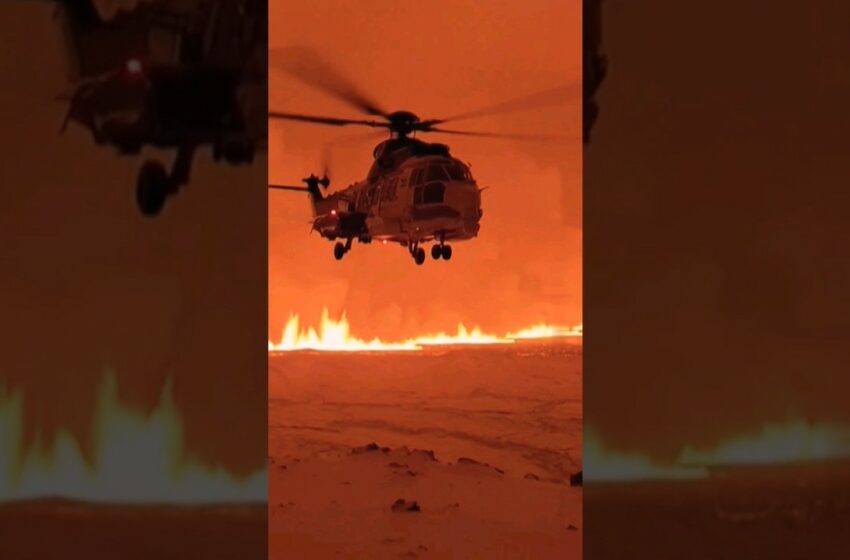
[
  {"xmin": 431, "ymin": 245, "xmax": 442, "ymax": 260},
  {"xmin": 334, "ymin": 241, "xmax": 346, "ymax": 260},
  {"xmin": 136, "ymin": 160, "xmax": 169, "ymax": 217},
  {"xmin": 441, "ymin": 245, "xmax": 453, "ymax": 260},
  {"xmin": 414, "ymin": 247, "xmax": 426, "ymax": 265}
]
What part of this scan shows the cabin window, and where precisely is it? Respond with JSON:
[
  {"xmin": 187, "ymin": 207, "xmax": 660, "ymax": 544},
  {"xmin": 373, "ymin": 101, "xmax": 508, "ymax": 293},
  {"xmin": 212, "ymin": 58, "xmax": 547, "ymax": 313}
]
[
  {"xmin": 422, "ymin": 182, "xmax": 445, "ymax": 204},
  {"xmin": 426, "ymin": 164, "xmax": 450, "ymax": 182}
]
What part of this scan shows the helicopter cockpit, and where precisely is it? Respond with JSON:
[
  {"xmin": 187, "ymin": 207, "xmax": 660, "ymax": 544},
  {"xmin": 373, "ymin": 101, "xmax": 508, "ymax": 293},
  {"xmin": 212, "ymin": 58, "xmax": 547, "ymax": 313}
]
[{"xmin": 409, "ymin": 159, "xmax": 475, "ymax": 205}]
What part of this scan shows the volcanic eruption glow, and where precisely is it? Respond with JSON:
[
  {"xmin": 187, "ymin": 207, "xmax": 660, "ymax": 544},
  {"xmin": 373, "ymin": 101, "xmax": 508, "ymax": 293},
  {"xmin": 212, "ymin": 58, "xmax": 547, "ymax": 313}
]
[
  {"xmin": 267, "ymin": 309, "xmax": 582, "ymax": 352},
  {"xmin": 678, "ymin": 420, "xmax": 850, "ymax": 467},
  {"xmin": 0, "ymin": 371, "xmax": 266, "ymax": 504},
  {"xmin": 584, "ymin": 430, "xmax": 708, "ymax": 483},
  {"xmin": 586, "ymin": 420, "xmax": 850, "ymax": 483}
]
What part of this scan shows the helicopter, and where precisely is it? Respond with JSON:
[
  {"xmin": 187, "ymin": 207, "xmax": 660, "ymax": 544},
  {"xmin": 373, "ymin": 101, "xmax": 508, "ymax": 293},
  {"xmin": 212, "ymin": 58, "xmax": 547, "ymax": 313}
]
[
  {"xmin": 53, "ymin": 0, "xmax": 267, "ymax": 216},
  {"xmin": 268, "ymin": 47, "xmax": 573, "ymax": 265}
]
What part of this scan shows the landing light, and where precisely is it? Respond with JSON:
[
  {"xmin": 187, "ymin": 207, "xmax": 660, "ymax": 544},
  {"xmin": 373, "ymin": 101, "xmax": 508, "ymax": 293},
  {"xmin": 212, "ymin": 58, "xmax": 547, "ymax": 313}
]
[
  {"xmin": 331, "ymin": 210, "xmax": 337, "ymax": 216},
  {"xmin": 126, "ymin": 58, "xmax": 143, "ymax": 74}
]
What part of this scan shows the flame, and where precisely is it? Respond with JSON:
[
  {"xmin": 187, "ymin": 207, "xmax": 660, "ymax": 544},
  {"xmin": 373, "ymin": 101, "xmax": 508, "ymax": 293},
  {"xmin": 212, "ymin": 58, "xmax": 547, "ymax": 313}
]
[
  {"xmin": 0, "ymin": 371, "xmax": 266, "ymax": 504},
  {"xmin": 583, "ymin": 430, "xmax": 708, "ymax": 483},
  {"xmin": 268, "ymin": 309, "xmax": 582, "ymax": 352},
  {"xmin": 585, "ymin": 420, "xmax": 850, "ymax": 483},
  {"xmin": 507, "ymin": 324, "xmax": 583, "ymax": 339},
  {"xmin": 678, "ymin": 420, "xmax": 850, "ymax": 467}
]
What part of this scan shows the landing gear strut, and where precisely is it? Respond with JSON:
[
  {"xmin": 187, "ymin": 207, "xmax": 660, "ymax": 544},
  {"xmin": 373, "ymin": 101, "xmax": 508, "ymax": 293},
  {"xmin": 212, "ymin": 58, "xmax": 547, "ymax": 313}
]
[
  {"xmin": 334, "ymin": 238, "xmax": 353, "ymax": 260},
  {"xmin": 409, "ymin": 241, "xmax": 426, "ymax": 265},
  {"xmin": 135, "ymin": 144, "xmax": 196, "ymax": 217}
]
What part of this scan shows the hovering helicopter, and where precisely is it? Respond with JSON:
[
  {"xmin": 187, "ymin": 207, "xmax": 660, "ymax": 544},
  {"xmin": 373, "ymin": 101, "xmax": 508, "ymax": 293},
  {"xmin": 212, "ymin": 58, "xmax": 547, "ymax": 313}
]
[
  {"xmin": 268, "ymin": 47, "xmax": 573, "ymax": 265},
  {"xmin": 53, "ymin": 0, "xmax": 267, "ymax": 216}
]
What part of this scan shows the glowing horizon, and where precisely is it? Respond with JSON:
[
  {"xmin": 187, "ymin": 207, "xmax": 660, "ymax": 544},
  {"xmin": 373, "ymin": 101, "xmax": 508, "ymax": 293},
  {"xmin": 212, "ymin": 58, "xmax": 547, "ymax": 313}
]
[
  {"xmin": 268, "ymin": 308, "xmax": 582, "ymax": 352},
  {"xmin": 585, "ymin": 420, "xmax": 850, "ymax": 483}
]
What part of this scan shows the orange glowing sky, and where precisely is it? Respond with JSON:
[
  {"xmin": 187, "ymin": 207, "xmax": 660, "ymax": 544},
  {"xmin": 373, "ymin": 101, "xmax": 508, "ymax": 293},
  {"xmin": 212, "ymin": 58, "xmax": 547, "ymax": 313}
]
[{"xmin": 269, "ymin": 0, "xmax": 582, "ymax": 340}]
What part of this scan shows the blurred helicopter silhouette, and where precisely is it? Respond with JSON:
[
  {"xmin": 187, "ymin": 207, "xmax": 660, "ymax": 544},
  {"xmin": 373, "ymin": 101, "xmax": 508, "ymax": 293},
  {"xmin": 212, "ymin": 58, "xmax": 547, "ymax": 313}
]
[{"xmin": 52, "ymin": 0, "xmax": 267, "ymax": 216}]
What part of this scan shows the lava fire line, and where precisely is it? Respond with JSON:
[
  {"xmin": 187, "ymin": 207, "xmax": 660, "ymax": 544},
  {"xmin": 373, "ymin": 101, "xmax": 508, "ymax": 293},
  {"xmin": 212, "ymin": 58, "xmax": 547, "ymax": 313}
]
[{"xmin": 268, "ymin": 309, "xmax": 583, "ymax": 352}]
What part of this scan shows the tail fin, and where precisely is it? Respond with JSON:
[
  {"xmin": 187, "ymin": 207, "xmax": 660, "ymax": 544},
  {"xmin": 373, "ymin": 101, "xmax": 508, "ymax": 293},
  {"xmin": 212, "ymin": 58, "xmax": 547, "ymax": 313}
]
[{"xmin": 269, "ymin": 174, "xmax": 329, "ymax": 215}]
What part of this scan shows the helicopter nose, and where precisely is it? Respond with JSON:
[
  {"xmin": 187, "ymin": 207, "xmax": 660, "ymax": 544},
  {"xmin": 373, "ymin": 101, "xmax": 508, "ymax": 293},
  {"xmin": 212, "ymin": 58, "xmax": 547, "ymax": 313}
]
[{"xmin": 445, "ymin": 181, "xmax": 482, "ymax": 220}]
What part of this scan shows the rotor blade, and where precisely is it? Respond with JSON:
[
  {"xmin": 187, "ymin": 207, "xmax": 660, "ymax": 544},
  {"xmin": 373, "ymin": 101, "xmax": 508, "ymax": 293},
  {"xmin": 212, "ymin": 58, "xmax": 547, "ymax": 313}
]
[
  {"xmin": 326, "ymin": 129, "xmax": 390, "ymax": 147},
  {"xmin": 269, "ymin": 185, "xmax": 310, "ymax": 192},
  {"xmin": 270, "ymin": 46, "xmax": 390, "ymax": 118},
  {"xmin": 430, "ymin": 83, "xmax": 580, "ymax": 125},
  {"xmin": 427, "ymin": 127, "xmax": 569, "ymax": 143},
  {"xmin": 269, "ymin": 111, "xmax": 389, "ymax": 129}
]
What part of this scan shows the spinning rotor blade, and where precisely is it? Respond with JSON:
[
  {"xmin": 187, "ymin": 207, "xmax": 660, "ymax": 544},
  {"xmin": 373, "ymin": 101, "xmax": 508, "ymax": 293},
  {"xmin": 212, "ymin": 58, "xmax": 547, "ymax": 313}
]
[
  {"xmin": 268, "ymin": 111, "xmax": 389, "ymax": 129},
  {"xmin": 326, "ymin": 129, "xmax": 390, "ymax": 147},
  {"xmin": 429, "ymin": 84, "xmax": 580, "ymax": 125},
  {"xmin": 270, "ymin": 46, "xmax": 390, "ymax": 118},
  {"xmin": 427, "ymin": 127, "xmax": 568, "ymax": 143}
]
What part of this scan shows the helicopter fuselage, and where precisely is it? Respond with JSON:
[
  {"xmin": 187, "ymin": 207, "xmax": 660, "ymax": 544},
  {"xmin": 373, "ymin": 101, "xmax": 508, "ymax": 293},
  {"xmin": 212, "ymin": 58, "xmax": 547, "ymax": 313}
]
[{"xmin": 310, "ymin": 151, "xmax": 483, "ymax": 249}]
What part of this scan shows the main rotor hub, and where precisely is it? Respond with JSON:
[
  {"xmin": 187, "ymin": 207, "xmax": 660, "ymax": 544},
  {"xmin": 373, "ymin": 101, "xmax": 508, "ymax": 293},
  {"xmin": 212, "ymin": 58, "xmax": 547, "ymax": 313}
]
[{"xmin": 387, "ymin": 111, "xmax": 421, "ymax": 137}]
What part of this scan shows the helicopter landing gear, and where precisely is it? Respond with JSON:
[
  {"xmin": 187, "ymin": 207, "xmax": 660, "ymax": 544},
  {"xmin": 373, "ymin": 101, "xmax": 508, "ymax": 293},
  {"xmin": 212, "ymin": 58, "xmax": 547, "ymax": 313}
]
[
  {"xmin": 136, "ymin": 161, "xmax": 170, "ymax": 216},
  {"xmin": 414, "ymin": 247, "xmax": 426, "ymax": 265},
  {"xmin": 408, "ymin": 242, "xmax": 426, "ymax": 265},
  {"xmin": 214, "ymin": 137, "xmax": 256, "ymax": 165},
  {"xmin": 430, "ymin": 243, "xmax": 453, "ymax": 261},
  {"xmin": 334, "ymin": 238, "xmax": 353, "ymax": 260},
  {"xmin": 135, "ymin": 145, "xmax": 196, "ymax": 217}
]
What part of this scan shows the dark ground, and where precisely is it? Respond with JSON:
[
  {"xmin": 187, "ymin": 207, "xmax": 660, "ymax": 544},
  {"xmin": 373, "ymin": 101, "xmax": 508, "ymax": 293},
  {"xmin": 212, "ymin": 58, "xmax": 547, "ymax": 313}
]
[
  {"xmin": 0, "ymin": 501, "xmax": 267, "ymax": 560},
  {"xmin": 586, "ymin": 461, "xmax": 850, "ymax": 559}
]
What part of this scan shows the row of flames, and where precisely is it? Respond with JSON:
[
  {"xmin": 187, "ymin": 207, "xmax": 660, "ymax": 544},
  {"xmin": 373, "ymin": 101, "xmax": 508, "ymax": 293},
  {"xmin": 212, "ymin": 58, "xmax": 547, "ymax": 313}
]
[
  {"xmin": 268, "ymin": 309, "xmax": 583, "ymax": 352},
  {"xmin": 0, "ymin": 371, "xmax": 267, "ymax": 504},
  {"xmin": 585, "ymin": 420, "xmax": 850, "ymax": 483}
]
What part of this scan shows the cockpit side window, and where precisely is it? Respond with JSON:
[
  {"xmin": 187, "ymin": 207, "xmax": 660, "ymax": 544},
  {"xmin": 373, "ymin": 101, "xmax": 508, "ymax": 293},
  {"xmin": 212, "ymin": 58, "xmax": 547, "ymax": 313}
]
[{"xmin": 422, "ymin": 182, "xmax": 445, "ymax": 204}]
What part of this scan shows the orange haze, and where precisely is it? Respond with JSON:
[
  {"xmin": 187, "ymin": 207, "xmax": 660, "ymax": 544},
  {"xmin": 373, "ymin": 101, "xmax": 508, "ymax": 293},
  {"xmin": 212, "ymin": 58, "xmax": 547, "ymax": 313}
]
[
  {"xmin": 0, "ymin": 3, "xmax": 266, "ymax": 480},
  {"xmin": 269, "ymin": 0, "xmax": 582, "ymax": 340}
]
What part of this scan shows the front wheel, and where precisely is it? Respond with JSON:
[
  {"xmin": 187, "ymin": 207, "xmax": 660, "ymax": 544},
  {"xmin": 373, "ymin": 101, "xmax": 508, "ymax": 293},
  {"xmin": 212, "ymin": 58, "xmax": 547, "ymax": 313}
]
[
  {"xmin": 414, "ymin": 247, "xmax": 426, "ymax": 265},
  {"xmin": 431, "ymin": 245, "xmax": 442, "ymax": 260},
  {"xmin": 441, "ymin": 245, "xmax": 453, "ymax": 261},
  {"xmin": 334, "ymin": 242, "xmax": 346, "ymax": 260},
  {"xmin": 136, "ymin": 160, "xmax": 169, "ymax": 217}
]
